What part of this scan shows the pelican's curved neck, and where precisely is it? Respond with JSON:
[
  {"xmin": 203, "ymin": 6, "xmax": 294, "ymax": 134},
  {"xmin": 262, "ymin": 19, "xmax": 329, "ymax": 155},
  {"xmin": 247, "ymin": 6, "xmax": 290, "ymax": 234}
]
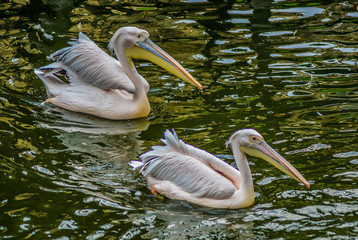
[
  {"xmin": 232, "ymin": 146, "xmax": 254, "ymax": 193},
  {"xmin": 114, "ymin": 44, "xmax": 146, "ymax": 98}
]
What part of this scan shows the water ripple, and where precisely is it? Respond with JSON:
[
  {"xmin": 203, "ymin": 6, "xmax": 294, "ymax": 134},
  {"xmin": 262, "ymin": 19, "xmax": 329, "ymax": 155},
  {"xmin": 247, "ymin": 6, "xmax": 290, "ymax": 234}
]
[
  {"xmin": 285, "ymin": 143, "xmax": 331, "ymax": 154},
  {"xmin": 333, "ymin": 151, "xmax": 358, "ymax": 158}
]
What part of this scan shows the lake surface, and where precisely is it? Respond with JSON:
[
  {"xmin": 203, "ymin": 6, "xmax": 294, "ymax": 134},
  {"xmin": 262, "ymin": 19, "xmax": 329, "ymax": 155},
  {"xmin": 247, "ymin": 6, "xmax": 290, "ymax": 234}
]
[{"xmin": 1, "ymin": 0, "xmax": 357, "ymax": 239}]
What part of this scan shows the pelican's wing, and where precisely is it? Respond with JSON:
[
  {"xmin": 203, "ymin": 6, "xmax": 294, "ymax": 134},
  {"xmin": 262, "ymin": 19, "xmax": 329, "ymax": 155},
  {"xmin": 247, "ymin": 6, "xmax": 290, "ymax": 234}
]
[
  {"xmin": 139, "ymin": 130, "xmax": 241, "ymax": 199},
  {"xmin": 34, "ymin": 69, "xmax": 68, "ymax": 98},
  {"xmin": 153, "ymin": 129, "xmax": 242, "ymax": 187},
  {"xmin": 40, "ymin": 32, "xmax": 148, "ymax": 93}
]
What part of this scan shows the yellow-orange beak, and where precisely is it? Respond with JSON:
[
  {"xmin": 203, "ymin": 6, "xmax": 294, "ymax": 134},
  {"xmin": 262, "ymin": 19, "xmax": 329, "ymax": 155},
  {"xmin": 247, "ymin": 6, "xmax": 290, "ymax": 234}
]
[
  {"xmin": 241, "ymin": 141, "xmax": 310, "ymax": 188},
  {"xmin": 125, "ymin": 38, "xmax": 203, "ymax": 90}
]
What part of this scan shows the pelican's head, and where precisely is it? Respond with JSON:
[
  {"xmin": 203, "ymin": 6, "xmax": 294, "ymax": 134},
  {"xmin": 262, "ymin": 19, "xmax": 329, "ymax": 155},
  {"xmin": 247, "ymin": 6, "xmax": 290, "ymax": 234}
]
[
  {"xmin": 108, "ymin": 26, "xmax": 203, "ymax": 90},
  {"xmin": 227, "ymin": 129, "xmax": 310, "ymax": 188}
]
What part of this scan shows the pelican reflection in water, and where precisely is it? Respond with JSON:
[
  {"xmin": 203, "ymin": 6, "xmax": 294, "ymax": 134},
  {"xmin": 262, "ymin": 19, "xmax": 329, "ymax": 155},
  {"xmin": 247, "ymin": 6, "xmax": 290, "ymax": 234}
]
[
  {"xmin": 130, "ymin": 129, "xmax": 310, "ymax": 209},
  {"xmin": 34, "ymin": 27, "xmax": 203, "ymax": 120}
]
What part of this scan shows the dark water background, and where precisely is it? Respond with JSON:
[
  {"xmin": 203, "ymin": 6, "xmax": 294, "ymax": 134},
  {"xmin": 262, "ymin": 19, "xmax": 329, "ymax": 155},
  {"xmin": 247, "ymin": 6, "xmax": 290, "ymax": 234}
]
[{"xmin": 1, "ymin": 0, "xmax": 357, "ymax": 239}]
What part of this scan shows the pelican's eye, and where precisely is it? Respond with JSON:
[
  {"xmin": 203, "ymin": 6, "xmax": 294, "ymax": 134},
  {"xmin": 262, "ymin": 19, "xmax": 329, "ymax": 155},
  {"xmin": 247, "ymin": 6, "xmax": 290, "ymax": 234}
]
[
  {"xmin": 135, "ymin": 33, "xmax": 143, "ymax": 42},
  {"xmin": 136, "ymin": 32, "xmax": 148, "ymax": 42},
  {"xmin": 249, "ymin": 135, "xmax": 262, "ymax": 144}
]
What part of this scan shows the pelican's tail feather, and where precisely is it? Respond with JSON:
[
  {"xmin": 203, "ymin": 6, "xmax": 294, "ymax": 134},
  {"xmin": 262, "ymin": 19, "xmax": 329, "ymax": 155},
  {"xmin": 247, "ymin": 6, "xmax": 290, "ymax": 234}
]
[
  {"xmin": 38, "ymin": 62, "xmax": 66, "ymax": 76},
  {"xmin": 137, "ymin": 129, "xmax": 190, "ymax": 175},
  {"xmin": 155, "ymin": 129, "xmax": 190, "ymax": 154},
  {"xmin": 50, "ymin": 32, "xmax": 92, "ymax": 62},
  {"xmin": 129, "ymin": 160, "xmax": 144, "ymax": 170},
  {"xmin": 34, "ymin": 69, "xmax": 67, "ymax": 98},
  {"xmin": 142, "ymin": 129, "xmax": 190, "ymax": 158}
]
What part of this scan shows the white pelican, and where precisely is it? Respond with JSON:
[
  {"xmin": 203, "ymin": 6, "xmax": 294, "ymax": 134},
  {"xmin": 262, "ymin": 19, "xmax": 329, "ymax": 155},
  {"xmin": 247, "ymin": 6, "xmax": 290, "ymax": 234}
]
[
  {"xmin": 130, "ymin": 129, "xmax": 310, "ymax": 209},
  {"xmin": 34, "ymin": 27, "xmax": 203, "ymax": 120}
]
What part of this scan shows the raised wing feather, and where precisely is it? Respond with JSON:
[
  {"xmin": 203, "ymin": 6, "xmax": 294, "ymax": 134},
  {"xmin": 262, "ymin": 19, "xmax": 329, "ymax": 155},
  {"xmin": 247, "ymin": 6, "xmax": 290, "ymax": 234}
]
[
  {"xmin": 41, "ymin": 32, "xmax": 148, "ymax": 93},
  {"xmin": 140, "ymin": 130, "xmax": 238, "ymax": 199}
]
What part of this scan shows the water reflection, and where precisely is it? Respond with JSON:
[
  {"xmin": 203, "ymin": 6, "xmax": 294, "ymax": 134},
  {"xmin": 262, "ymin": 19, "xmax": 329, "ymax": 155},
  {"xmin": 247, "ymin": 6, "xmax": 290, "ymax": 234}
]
[
  {"xmin": 39, "ymin": 0, "xmax": 73, "ymax": 34},
  {"xmin": 134, "ymin": 209, "xmax": 255, "ymax": 239},
  {"xmin": 34, "ymin": 110, "xmax": 149, "ymax": 211},
  {"xmin": 37, "ymin": 106, "xmax": 149, "ymax": 135}
]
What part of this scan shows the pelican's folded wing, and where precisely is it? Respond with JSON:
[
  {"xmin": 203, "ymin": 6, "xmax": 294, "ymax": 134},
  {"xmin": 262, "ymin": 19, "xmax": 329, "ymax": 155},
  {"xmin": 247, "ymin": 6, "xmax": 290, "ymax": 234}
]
[
  {"xmin": 155, "ymin": 129, "xmax": 242, "ymax": 188},
  {"xmin": 41, "ymin": 32, "xmax": 148, "ymax": 93},
  {"xmin": 140, "ymin": 152, "xmax": 236, "ymax": 199},
  {"xmin": 139, "ymin": 130, "xmax": 240, "ymax": 199}
]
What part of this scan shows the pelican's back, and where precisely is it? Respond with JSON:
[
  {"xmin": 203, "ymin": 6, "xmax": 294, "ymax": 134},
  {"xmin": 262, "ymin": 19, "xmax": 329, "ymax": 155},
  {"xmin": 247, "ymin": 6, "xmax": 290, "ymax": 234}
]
[
  {"xmin": 48, "ymin": 33, "xmax": 139, "ymax": 92},
  {"xmin": 139, "ymin": 130, "xmax": 236, "ymax": 199}
]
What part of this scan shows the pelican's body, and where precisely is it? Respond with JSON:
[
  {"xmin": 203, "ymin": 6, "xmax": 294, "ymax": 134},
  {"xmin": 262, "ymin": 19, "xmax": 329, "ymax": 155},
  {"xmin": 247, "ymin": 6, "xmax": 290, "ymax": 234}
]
[
  {"xmin": 34, "ymin": 27, "xmax": 202, "ymax": 120},
  {"xmin": 130, "ymin": 129, "xmax": 310, "ymax": 209}
]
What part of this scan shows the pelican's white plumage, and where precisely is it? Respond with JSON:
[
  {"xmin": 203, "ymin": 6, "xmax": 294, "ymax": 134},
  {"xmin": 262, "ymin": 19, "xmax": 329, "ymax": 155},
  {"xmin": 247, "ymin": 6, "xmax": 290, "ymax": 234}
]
[
  {"xmin": 34, "ymin": 27, "xmax": 202, "ymax": 120},
  {"xmin": 130, "ymin": 129, "xmax": 310, "ymax": 209},
  {"xmin": 46, "ymin": 32, "xmax": 148, "ymax": 93}
]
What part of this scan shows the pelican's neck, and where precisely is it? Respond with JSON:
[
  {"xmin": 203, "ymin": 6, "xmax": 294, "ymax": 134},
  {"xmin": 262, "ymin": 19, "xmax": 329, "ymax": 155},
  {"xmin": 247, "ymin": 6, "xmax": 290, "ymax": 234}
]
[
  {"xmin": 114, "ymin": 45, "xmax": 146, "ymax": 99},
  {"xmin": 232, "ymin": 146, "xmax": 254, "ymax": 193}
]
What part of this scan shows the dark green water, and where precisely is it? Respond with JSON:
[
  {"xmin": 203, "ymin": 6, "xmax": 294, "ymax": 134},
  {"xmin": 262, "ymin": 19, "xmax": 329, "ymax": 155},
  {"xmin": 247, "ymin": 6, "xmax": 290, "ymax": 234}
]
[{"xmin": 1, "ymin": 0, "xmax": 358, "ymax": 239}]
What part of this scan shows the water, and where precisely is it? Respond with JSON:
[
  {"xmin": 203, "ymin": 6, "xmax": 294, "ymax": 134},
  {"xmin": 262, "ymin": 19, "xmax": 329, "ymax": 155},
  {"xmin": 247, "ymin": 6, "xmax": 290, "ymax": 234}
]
[{"xmin": 1, "ymin": 0, "xmax": 357, "ymax": 239}]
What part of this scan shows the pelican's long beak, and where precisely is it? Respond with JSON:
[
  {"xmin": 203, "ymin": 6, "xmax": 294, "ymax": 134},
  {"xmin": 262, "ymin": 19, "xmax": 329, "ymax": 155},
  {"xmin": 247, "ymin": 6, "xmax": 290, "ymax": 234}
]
[
  {"xmin": 242, "ymin": 142, "xmax": 310, "ymax": 188},
  {"xmin": 125, "ymin": 39, "xmax": 203, "ymax": 90}
]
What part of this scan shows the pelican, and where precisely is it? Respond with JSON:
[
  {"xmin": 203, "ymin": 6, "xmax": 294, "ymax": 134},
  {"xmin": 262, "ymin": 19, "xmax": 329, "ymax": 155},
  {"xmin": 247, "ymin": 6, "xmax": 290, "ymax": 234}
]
[
  {"xmin": 130, "ymin": 129, "xmax": 310, "ymax": 209},
  {"xmin": 34, "ymin": 27, "xmax": 203, "ymax": 120}
]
